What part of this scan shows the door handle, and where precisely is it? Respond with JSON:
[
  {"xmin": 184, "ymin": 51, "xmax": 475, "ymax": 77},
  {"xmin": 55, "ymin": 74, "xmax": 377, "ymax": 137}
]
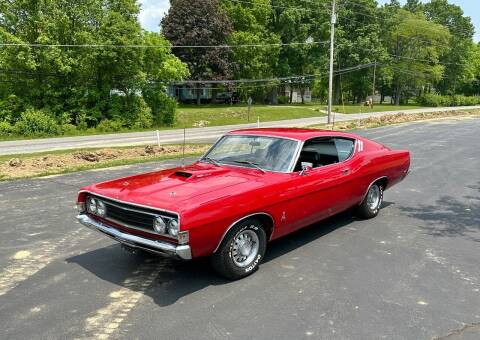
[{"xmin": 342, "ymin": 168, "xmax": 350, "ymax": 175}]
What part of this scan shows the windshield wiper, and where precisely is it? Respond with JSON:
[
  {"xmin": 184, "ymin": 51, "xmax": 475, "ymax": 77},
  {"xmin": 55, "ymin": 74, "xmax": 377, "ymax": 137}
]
[
  {"xmin": 201, "ymin": 156, "xmax": 221, "ymax": 167},
  {"xmin": 232, "ymin": 160, "xmax": 266, "ymax": 173}
]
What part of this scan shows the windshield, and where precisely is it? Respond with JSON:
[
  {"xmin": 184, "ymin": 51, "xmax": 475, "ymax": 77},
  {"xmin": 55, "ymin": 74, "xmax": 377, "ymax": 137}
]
[{"xmin": 203, "ymin": 135, "xmax": 299, "ymax": 173}]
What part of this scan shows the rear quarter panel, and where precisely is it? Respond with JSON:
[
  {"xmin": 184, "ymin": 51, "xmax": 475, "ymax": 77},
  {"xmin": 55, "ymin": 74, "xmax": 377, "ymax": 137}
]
[{"xmin": 354, "ymin": 141, "xmax": 410, "ymax": 202}]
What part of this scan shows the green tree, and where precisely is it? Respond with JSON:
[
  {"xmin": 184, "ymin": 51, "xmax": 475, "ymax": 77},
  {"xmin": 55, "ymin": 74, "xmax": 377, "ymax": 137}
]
[
  {"xmin": 404, "ymin": 0, "xmax": 423, "ymax": 13},
  {"xmin": 335, "ymin": 0, "xmax": 387, "ymax": 104},
  {"xmin": 271, "ymin": 0, "xmax": 330, "ymax": 103},
  {"xmin": 142, "ymin": 32, "xmax": 189, "ymax": 125},
  {"xmin": 424, "ymin": 0, "xmax": 475, "ymax": 94},
  {"xmin": 221, "ymin": 0, "xmax": 281, "ymax": 101},
  {"xmin": 0, "ymin": 0, "xmax": 188, "ymax": 132},
  {"xmin": 162, "ymin": 0, "xmax": 235, "ymax": 104},
  {"xmin": 380, "ymin": 8, "xmax": 450, "ymax": 105}
]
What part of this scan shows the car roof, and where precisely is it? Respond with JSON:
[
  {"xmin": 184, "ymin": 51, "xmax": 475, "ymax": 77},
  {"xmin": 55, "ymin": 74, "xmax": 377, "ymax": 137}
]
[{"xmin": 228, "ymin": 128, "xmax": 359, "ymax": 141}]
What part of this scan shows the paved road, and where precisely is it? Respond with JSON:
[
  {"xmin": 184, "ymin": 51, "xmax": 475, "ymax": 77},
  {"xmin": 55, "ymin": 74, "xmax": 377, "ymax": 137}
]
[
  {"xmin": 0, "ymin": 118, "xmax": 479, "ymax": 339},
  {"xmin": 1, "ymin": 106, "xmax": 479, "ymax": 155}
]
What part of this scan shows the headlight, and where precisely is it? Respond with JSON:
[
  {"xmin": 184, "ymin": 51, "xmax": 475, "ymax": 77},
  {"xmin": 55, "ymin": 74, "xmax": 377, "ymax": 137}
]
[
  {"xmin": 168, "ymin": 219, "xmax": 179, "ymax": 237},
  {"xmin": 96, "ymin": 200, "xmax": 106, "ymax": 217},
  {"xmin": 87, "ymin": 197, "xmax": 97, "ymax": 213},
  {"xmin": 153, "ymin": 216, "xmax": 166, "ymax": 234}
]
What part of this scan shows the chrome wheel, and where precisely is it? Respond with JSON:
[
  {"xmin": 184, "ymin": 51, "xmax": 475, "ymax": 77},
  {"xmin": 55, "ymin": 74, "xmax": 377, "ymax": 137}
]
[
  {"xmin": 366, "ymin": 185, "xmax": 381, "ymax": 210},
  {"xmin": 231, "ymin": 228, "xmax": 259, "ymax": 268}
]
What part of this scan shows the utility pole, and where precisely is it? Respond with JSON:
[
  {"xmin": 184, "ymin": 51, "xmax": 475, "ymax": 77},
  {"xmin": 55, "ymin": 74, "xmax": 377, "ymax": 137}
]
[
  {"xmin": 327, "ymin": 0, "xmax": 336, "ymax": 124},
  {"xmin": 372, "ymin": 60, "xmax": 377, "ymax": 99}
]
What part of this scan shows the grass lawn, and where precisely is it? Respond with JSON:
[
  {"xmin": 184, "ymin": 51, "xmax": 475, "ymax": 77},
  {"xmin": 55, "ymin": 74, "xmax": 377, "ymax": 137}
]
[
  {"xmin": 175, "ymin": 103, "xmax": 426, "ymax": 127},
  {"xmin": 174, "ymin": 104, "xmax": 326, "ymax": 128},
  {"xmin": 0, "ymin": 103, "xmax": 433, "ymax": 142},
  {"xmin": 328, "ymin": 103, "xmax": 424, "ymax": 114}
]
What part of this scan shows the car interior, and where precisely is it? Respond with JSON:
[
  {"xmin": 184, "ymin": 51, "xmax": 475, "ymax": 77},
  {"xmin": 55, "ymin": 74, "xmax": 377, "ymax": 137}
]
[{"xmin": 294, "ymin": 137, "xmax": 355, "ymax": 172}]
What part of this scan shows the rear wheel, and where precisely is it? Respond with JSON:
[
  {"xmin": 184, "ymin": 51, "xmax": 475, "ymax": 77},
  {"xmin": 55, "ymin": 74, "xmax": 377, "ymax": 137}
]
[
  {"xmin": 356, "ymin": 183, "xmax": 384, "ymax": 219},
  {"xmin": 211, "ymin": 218, "xmax": 267, "ymax": 280}
]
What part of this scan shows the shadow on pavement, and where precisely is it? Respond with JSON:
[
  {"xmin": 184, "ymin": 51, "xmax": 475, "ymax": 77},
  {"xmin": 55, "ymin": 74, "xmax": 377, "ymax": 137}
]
[
  {"xmin": 399, "ymin": 185, "xmax": 479, "ymax": 242},
  {"xmin": 67, "ymin": 210, "xmax": 358, "ymax": 307}
]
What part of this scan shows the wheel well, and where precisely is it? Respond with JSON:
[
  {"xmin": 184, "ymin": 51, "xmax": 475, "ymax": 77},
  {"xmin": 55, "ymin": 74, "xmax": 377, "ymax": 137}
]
[
  {"xmin": 375, "ymin": 177, "xmax": 389, "ymax": 190},
  {"xmin": 215, "ymin": 213, "xmax": 275, "ymax": 253},
  {"xmin": 253, "ymin": 214, "xmax": 274, "ymax": 241}
]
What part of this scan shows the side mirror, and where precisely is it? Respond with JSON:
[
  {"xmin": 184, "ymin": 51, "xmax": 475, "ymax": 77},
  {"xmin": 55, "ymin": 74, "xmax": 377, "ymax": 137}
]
[{"xmin": 300, "ymin": 162, "xmax": 313, "ymax": 176}]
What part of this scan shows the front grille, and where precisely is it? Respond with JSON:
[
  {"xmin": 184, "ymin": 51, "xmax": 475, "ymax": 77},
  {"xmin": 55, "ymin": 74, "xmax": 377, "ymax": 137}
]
[
  {"xmin": 87, "ymin": 195, "xmax": 177, "ymax": 234},
  {"xmin": 105, "ymin": 203, "xmax": 155, "ymax": 231}
]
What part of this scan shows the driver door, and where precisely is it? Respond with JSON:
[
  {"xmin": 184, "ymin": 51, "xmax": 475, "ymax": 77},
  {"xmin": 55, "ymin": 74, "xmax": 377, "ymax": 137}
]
[{"xmin": 276, "ymin": 137, "xmax": 357, "ymax": 236}]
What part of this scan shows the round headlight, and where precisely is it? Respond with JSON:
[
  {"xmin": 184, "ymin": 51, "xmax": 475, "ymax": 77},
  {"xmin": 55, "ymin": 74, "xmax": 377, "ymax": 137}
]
[
  {"xmin": 96, "ymin": 200, "xmax": 106, "ymax": 217},
  {"xmin": 168, "ymin": 219, "xmax": 179, "ymax": 237},
  {"xmin": 153, "ymin": 216, "xmax": 166, "ymax": 234},
  {"xmin": 87, "ymin": 197, "xmax": 97, "ymax": 213}
]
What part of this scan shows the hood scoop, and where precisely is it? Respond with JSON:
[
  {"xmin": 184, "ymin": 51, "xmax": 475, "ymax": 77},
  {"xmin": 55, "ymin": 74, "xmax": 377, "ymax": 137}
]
[
  {"xmin": 173, "ymin": 171, "xmax": 193, "ymax": 178},
  {"xmin": 170, "ymin": 167, "xmax": 231, "ymax": 181}
]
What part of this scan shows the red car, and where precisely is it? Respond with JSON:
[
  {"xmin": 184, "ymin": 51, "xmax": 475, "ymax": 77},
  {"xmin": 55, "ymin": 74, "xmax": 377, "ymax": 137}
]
[{"xmin": 77, "ymin": 128, "xmax": 410, "ymax": 279}]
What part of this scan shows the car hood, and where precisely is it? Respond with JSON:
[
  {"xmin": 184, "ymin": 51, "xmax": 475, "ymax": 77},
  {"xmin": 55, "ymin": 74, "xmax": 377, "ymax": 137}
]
[{"xmin": 83, "ymin": 162, "xmax": 269, "ymax": 213}]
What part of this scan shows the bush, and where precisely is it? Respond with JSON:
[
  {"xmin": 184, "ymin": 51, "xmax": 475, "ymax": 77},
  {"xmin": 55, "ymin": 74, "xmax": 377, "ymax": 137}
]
[
  {"xmin": 96, "ymin": 119, "xmax": 124, "ymax": 133},
  {"xmin": 158, "ymin": 95, "xmax": 177, "ymax": 126},
  {"xmin": 277, "ymin": 96, "xmax": 289, "ymax": 105},
  {"xmin": 13, "ymin": 109, "xmax": 60, "ymax": 136},
  {"xmin": 131, "ymin": 97, "xmax": 153, "ymax": 129},
  {"xmin": 418, "ymin": 94, "xmax": 480, "ymax": 107},
  {"xmin": 133, "ymin": 107, "xmax": 153, "ymax": 129},
  {"xmin": 61, "ymin": 123, "xmax": 78, "ymax": 135},
  {"xmin": 0, "ymin": 94, "xmax": 24, "ymax": 123},
  {"xmin": 143, "ymin": 88, "xmax": 177, "ymax": 126},
  {"xmin": 0, "ymin": 121, "xmax": 13, "ymax": 135}
]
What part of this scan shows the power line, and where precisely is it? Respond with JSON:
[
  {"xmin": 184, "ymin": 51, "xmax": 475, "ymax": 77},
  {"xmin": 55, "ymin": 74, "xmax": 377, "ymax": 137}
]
[
  {"xmin": 230, "ymin": 0, "xmax": 318, "ymax": 12},
  {"xmin": 387, "ymin": 53, "xmax": 466, "ymax": 66},
  {"xmin": 343, "ymin": 2, "xmax": 476, "ymax": 40},
  {"xmin": 230, "ymin": 0, "xmax": 333, "ymax": 13},
  {"xmin": 174, "ymin": 62, "xmax": 377, "ymax": 85},
  {"xmin": 0, "ymin": 40, "xmax": 330, "ymax": 49}
]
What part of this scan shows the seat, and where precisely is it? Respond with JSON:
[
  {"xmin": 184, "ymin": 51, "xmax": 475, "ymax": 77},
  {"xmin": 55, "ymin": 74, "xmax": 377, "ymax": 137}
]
[
  {"xmin": 315, "ymin": 141, "xmax": 339, "ymax": 165},
  {"xmin": 294, "ymin": 150, "xmax": 320, "ymax": 171}
]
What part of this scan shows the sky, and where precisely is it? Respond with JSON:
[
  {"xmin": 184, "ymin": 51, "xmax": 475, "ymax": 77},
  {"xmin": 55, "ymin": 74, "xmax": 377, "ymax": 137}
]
[{"xmin": 138, "ymin": 0, "xmax": 479, "ymax": 42}]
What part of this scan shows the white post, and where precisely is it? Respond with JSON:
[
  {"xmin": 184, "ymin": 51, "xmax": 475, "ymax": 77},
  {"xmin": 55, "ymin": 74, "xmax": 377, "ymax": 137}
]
[
  {"xmin": 327, "ymin": 0, "xmax": 336, "ymax": 125},
  {"xmin": 257, "ymin": 116, "xmax": 260, "ymax": 128},
  {"xmin": 156, "ymin": 130, "xmax": 160, "ymax": 147}
]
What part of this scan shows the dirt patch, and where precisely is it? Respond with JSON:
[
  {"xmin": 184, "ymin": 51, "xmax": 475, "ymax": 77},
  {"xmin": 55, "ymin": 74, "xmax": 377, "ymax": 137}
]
[
  {"xmin": 0, "ymin": 144, "xmax": 210, "ymax": 180},
  {"xmin": 312, "ymin": 110, "xmax": 480, "ymax": 130}
]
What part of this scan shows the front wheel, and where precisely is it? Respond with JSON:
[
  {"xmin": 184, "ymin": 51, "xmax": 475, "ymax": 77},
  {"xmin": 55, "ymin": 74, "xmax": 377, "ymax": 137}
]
[
  {"xmin": 356, "ymin": 183, "xmax": 384, "ymax": 219},
  {"xmin": 210, "ymin": 218, "xmax": 267, "ymax": 280}
]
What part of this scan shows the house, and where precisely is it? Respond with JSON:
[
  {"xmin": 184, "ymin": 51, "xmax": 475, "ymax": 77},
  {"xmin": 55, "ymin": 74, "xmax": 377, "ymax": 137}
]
[
  {"xmin": 280, "ymin": 86, "xmax": 312, "ymax": 103},
  {"xmin": 167, "ymin": 84, "xmax": 212, "ymax": 103}
]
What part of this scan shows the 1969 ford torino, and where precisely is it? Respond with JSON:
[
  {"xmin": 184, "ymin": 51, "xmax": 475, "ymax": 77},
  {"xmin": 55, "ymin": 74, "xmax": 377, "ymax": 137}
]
[{"xmin": 77, "ymin": 128, "xmax": 410, "ymax": 279}]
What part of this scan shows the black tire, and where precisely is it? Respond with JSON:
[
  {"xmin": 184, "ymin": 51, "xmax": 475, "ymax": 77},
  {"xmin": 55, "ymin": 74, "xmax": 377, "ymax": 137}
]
[
  {"xmin": 210, "ymin": 218, "xmax": 267, "ymax": 280},
  {"xmin": 356, "ymin": 183, "xmax": 384, "ymax": 219}
]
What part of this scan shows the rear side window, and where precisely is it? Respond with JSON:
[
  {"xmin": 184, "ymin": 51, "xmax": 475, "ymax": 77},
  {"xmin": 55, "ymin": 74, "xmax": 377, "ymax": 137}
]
[
  {"xmin": 294, "ymin": 137, "xmax": 355, "ymax": 171},
  {"xmin": 334, "ymin": 138, "xmax": 355, "ymax": 162}
]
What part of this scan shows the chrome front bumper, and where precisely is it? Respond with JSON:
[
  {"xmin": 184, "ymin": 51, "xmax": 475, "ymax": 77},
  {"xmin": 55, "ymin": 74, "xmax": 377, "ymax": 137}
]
[{"xmin": 77, "ymin": 214, "xmax": 192, "ymax": 260}]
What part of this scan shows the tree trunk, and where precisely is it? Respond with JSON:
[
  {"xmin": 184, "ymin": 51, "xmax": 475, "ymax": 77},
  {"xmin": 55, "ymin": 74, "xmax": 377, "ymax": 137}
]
[
  {"xmin": 333, "ymin": 75, "xmax": 342, "ymax": 105},
  {"xmin": 395, "ymin": 82, "xmax": 401, "ymax": 106},
  {"xmin": 300, "ymin": 86, "xmax": 305, "ymax": 104},
  {"xmin": 289, "ymin": 87, "xmax": 293, "ymax": 104},
  {"xmin": 196, "ymin": 88, "xmax": 201, "ymax": 105}
]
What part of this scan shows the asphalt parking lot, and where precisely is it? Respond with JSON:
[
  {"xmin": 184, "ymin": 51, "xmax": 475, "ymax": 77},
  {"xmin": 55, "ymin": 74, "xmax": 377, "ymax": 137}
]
[{"xmin": 0, "ymin": 118, "xmax": 479, "ymax": 340}]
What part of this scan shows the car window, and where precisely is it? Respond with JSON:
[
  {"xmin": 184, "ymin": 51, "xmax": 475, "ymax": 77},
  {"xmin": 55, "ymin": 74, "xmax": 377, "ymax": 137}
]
[
  {"xmin": 205, "ymin": 135, "xmax": 299, "ymax": 172},
  {"xmin": 294, "ymin": 137, "xmax": 355, "ymax": 171},
  {"xmin": 334, "ymin": 138, "xmax": 355, "ymax": 162}
]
